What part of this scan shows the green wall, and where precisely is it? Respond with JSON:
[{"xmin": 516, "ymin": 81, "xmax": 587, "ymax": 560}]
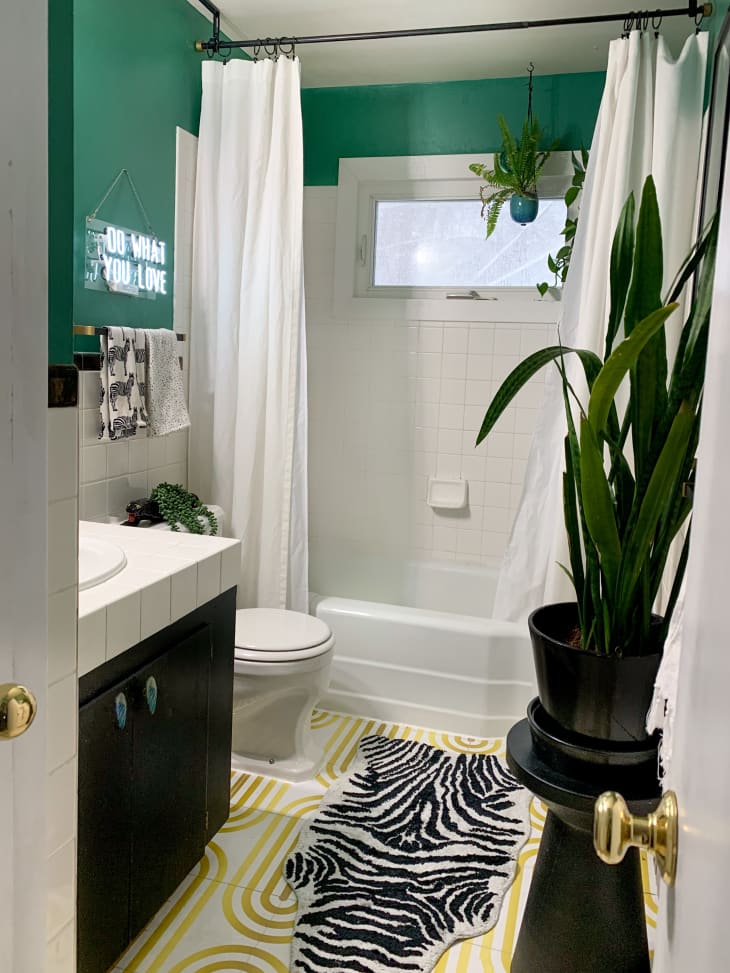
[
  {"xmin": 72, "ymin": 0, "xmax": 214, "ymax": 355},
  {"xmin": 49, "ymin": 0, "xmax": 74, "ymax": 363},
  {"xmin": 301, "ymin": 72, "xmax": 607, "ymax": 186}
]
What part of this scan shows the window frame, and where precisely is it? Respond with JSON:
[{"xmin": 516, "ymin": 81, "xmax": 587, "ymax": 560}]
[{"xmin": 334, "ymin": 153, "xmax": 575, "ymax": 324}]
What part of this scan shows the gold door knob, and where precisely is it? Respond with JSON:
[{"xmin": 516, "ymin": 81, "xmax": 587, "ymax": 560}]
[
  {"xmin": 0, "ymin": 683, "xmax": 38, "ymax": 740},
  {"xmin": 594, "ymin": 790, "xmax": 678, "ymax": 886}
]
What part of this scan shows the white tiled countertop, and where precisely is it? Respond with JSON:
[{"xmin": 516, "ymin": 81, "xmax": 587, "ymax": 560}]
[{"xmin": 77, "ymin": 521, "xmax": 241, "ymax": 678}]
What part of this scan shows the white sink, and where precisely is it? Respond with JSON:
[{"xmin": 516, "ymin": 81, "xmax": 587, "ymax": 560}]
[{"xmin": 79, "ymin": 536, "xmax": 127, "ymax": 591}]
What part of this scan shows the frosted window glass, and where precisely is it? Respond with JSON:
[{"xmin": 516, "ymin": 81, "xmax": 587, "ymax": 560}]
[{"xmin": 372, "ymin": 198, "xmax": 565, "ymax": 288}]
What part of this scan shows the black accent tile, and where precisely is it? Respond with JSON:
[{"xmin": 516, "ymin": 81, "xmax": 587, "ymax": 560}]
[
  {"xmin": 48, "ymin": 364, "xmax": 78, "ymax": 408},
  {"xmin": 74, "ymin": 352, "xmax": 102, "ymax": 372}
]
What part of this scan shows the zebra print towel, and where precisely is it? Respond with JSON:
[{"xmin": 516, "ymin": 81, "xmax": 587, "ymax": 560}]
[
  {"xmin": 99, "ymin": 326, "xmax": 148, "ymax": 441},
  {"xmin": 284, "ymin": 735, "xmax": 531, "ymax": 973}
]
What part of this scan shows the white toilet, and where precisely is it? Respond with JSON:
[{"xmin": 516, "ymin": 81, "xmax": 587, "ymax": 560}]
[{"xmin": 231, "ymin": 608, "xmax": 335, "ymax": 781}]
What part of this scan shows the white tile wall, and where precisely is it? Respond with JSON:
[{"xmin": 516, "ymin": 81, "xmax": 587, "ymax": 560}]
[
  {"xmin": 304, "ymin": 186, "xmax": 553, "ymax": 579},
  {"xmin": 78, "ymin": 369, "xmax": 189, "ymax": 522},
  {"xmin": 46, "ymin": 403, "xmax": 78, "ymax": 973}
]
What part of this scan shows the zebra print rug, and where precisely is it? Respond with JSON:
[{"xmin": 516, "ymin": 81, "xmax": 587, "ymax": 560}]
[{"xmin": 284, "ymin": 735, "xmax": 531, "ymax": 972}]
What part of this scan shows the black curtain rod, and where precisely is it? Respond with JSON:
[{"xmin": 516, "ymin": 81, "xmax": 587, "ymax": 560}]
[{"xmin": 195, "ymin": 2, "xmax": 713, "ymax": 54}]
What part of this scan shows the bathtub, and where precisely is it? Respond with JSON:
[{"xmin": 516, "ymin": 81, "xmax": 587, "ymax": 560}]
[{"xmin": 310, "ymin": 558, "xmax": 536, "ymax": 738}]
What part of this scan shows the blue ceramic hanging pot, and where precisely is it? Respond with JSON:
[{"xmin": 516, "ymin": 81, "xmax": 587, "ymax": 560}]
[{"xmin": 510, "ymin": 193, "xmax": 539, "ymax": 225}]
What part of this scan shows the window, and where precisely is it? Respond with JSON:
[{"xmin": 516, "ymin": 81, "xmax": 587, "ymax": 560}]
[
  {"xmin": 334, "ymin": 154, "xmax": 574, "ymax": 323},
  {"xmin": 371, "ymin": 197, "xmax": 566, "ymax": 288}
]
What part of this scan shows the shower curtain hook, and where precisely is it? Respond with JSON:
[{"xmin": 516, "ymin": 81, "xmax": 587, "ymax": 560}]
[
  {"xmin": 252, "ymin": 41, "xmax": 262, "ymax": 62},
  {"xmin": 653, "ymin": 11, "xmax": 663, "ymax": 36},
  {"xmin": 280, "ymin": 38, "xmax": 296, "ymax": 60},
  {"xmin": 695, "ymin": 7, "xmax": 705, "ymax": 32},
  {"xmin": 264, "ymin": 38, "xmax": 277, "ymax": 60}
]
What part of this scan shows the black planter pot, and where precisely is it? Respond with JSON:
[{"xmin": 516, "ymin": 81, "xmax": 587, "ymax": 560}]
[{"xmin": 528, "ymin": 602, "xmax": 662, "ymax": 743}]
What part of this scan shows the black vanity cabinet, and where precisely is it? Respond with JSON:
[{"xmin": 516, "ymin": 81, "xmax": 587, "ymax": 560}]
[{"xmin": 77, "ymin": 590, "xmax": 235, "ymax": 973}]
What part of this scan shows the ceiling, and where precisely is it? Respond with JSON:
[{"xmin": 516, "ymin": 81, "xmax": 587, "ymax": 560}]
[{"xmin": 196, "ymin": 0, "xmax": 703, "ymax": 87}]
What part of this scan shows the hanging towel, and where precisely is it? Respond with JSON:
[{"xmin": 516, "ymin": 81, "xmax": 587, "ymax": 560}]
[
  {"xmin": 145, "ymin": 329, "xmax": 191, "ymax": 437},
  {"xmin": 99, "ymin": 326, "xmax": 147, "ymax": 441}
]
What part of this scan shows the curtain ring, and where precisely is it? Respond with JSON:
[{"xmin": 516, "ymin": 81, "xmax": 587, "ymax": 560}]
[
  {"xmin": 653, "ymin": 11, "xmax": 663, "ymax": 37},
  {"xmin": 252, "ymin": 41, "xmax": 262, "ymax": 62},
  {"xmin": 280, "ymin": 38, "xmax": 296, "ymax": 60},
  {"xmin": 695, "ymin": 8, "xmax": 705, "ymax": 33},
  {"xmin": 622, "ymin": 14, "xmax": 634, "ymax": 38},
  {"xmin": 642, "ymin": 13, "xmax": 650, "ymax": 32},
  {"xmin": 264, "ymin": 38, "xmax": 277, "ymax": 59}
]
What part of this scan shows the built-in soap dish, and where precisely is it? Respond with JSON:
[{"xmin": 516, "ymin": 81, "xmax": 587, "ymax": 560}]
[{"xmin": 427, "ymin": 477, "xmax": 468, "ymax": 510}]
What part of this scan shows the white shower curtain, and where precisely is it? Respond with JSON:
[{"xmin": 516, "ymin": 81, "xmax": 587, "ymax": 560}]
[
  {"xmin": 188, "ymin": 58, "xmax": 309, "ymax": 611},
  {"xmin": 494, "ymin": 30, "xmax": 708, "ymax": 622}
]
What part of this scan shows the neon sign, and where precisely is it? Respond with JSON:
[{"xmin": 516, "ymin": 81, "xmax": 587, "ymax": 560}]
[{"xmin": 85, "ymin": 218, "xmax": 169, "ymax": 300}]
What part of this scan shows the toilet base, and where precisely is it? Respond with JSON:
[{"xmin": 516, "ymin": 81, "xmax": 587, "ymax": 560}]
[{"xmin": 231, "ymin": 740, "xmax": 325, "ymax": 782}]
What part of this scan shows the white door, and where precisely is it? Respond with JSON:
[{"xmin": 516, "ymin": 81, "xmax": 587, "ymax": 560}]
[
  {"xmin": 0, "ymin": 0, "xmax": 50, "ymax": 971},
  {"xmin": 651, "ymin": 122, "xmax": 730, "ymax": 970}
]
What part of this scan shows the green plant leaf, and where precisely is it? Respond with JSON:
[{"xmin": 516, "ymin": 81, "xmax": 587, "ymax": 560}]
[
  {"xmin": 475, "ymin": 345, "xmax": 602, "ymax": 445},
  {"xmin": 605, "ymin": 192, "xmax": 636, "ymax": 359},
  {"xmin": 624, "ymin": 176, "xmax": 663, "ymax": 336},
  {"xmin": 565, "ymin": 185, "xmax": 580, "ymax": 207},
  {"xmin": 587, "ymin": 304, "xmax": 678, "ymax": 435},
  {"xmin": 615, "ymin": 403, "xmax": 696, "ymax": 622},
  {"xmin": 537, "ymin": 282, "xmax": 549, "ymax": 297},
  {"xmin": 579, "ymin": 417, "xmax": 621, "ymax": 604}
]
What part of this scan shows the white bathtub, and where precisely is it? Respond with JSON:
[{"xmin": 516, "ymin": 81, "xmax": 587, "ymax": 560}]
[{"xmin": 310, "ymin": 558, "xmax": 536, "ymax": 738}]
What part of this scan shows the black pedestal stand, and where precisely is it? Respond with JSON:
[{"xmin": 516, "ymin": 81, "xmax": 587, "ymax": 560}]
[{"xmin": 506, "ymin": 700, "xmax": 661, "ymax": 973}]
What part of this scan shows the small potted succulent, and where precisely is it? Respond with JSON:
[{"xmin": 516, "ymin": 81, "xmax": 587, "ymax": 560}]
[
  {"xmin": 476, "ymin": 175, "xmax": 717, "ymax": 743},
  {"xmin": 470, "ymin": 114, "xmax": 558, "ymax": 235}
]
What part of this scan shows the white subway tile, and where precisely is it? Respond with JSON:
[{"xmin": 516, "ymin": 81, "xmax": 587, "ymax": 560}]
[
  {"xmin": 415, "ymin": 401, "xmax": 439, "ymax": 428},
  {"xmin": 466, "ymin": 355, "xmax": 492, "ymax": 382},
  {"xmin": 220, "ymin": 544, "xmax": 241, "ymax": 593},
  {"xmin": 457, "ymin": 530, "xmax": 483, "ymax": 555},
  {"xmin": 128, "ymin": 437, "xmax": 149, "ymax": 473},
  {"xmin": 482, "ymin": 531, "xmax": 509, "ymax": 558},
  {"xmin": 48, "ymin": 409, "xmax": 78, "ymax": 503},
  {"xmin": 486, "ymin": 482, "xmax": 512, "ymax": 508},
  {"xmin": 494, "ymin": 328, "xmax": 521, "ymax": 355},
  {"xmin": 465, "ymin": 379, "xmax": 491, "ymax": 406},
  {"xmin": 77, "ymin": 607, "xmax": 106, "ymax": 677},
  {"xmin": 47, "ymin": 759, "xmax": 77, "ymax": 857},
  {"xmin": 197, "ymin": 553, "xmax": 221, "ymax": 606},
  {"xmin": 47, "ymin": 839, "xmax": 76, "ymax": 940},
  {"xmin": 419, "ymin": 326, "xmax": 443, "ymax": 353},
  {"xmin": 441, "ymin": 353, "xmax": 467, "ymax": 380},
  {"xmin": 438, "ymin": 402, "xmax": 464, "ymax": 429},
  {"xmin": 48, "ymin": 587, "xmax": 77, "ymax": 686},
  {"xmin": 460, "ymin": 455, "xmax": 487, "ymax": 482},
  {"xmin": 106, "ymin": 592, "xmax": 141, "ymax": 661},
  {"xmin": 106, "ymin": 441, "xmax": 129, "ymax": 477},
  {"xmin": 79, "ymin": 481, "xmax": 106, "ymax": 522},
  {"xmin": 437, "ymin": 428, "xmax": 462, "ymax": 454},
  {"xmin": 48, "ymin": 500, "xmax": 78, "ymax": 595},
  {"xmin": 468, "ymin": 327, "xmax": 495, "ymax": 355},
  {"xmin": 140, "ymin": 577, "xmax": 172, "ymax": 641},
  {"xmin": 443, "ymin": 327, "xmax": 468, "ymax": 354},
  {"xmin": 486, "ymin": 432, "xmax": 514, "ymax": 459},
  {"xmin": 81, "ymin": 444, "xmax": 107, "ymax": 484},
  {"xmin": 435, "ymin": 454, "xmax": 461, "ymax": 478},
  {"xmin": 418, "ymin": 353, "xmax": 442, "ymax": 379},
  {"xmin": 170, "ymin": 565, "xmax": 197, "ymax": 622},
  {"xmin": 432, "ymin": 525, "xmax": 457, "ymax": 552},
  {"xmin": 439, "ymin": 379, "xmax": 466, "ymax": 404},
  {"xmin": 47, "ymin": 675, "xmax": 77, "ymax": 774},
  {"xmin": 485, "ymin": 457, "xmax": 512, "ymax": 484}
]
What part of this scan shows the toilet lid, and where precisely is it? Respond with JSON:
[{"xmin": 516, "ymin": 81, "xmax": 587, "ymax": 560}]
[{"xmin": 235, "ymin": 608, "xmax": 331, "ymax": 654}]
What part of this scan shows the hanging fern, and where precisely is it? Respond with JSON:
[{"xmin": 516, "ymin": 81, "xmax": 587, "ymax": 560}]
[
  {"xmin": 150, "ymin": 482, "xmax": 218, "ymax": 536},
  {"xmin": 469, "ymin": 114, "xmax": 558, "ymax": 237}
]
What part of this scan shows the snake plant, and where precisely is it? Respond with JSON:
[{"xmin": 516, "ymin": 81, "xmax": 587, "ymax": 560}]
[{"xmin": 476, "ymin": 176, "xmax": 717, "ymax": 656}]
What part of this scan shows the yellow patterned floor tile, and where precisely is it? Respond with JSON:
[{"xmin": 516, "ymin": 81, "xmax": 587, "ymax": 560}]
[{"xmin": 117, "ymin": 710, "xmax": 659, "ymax": 973}]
